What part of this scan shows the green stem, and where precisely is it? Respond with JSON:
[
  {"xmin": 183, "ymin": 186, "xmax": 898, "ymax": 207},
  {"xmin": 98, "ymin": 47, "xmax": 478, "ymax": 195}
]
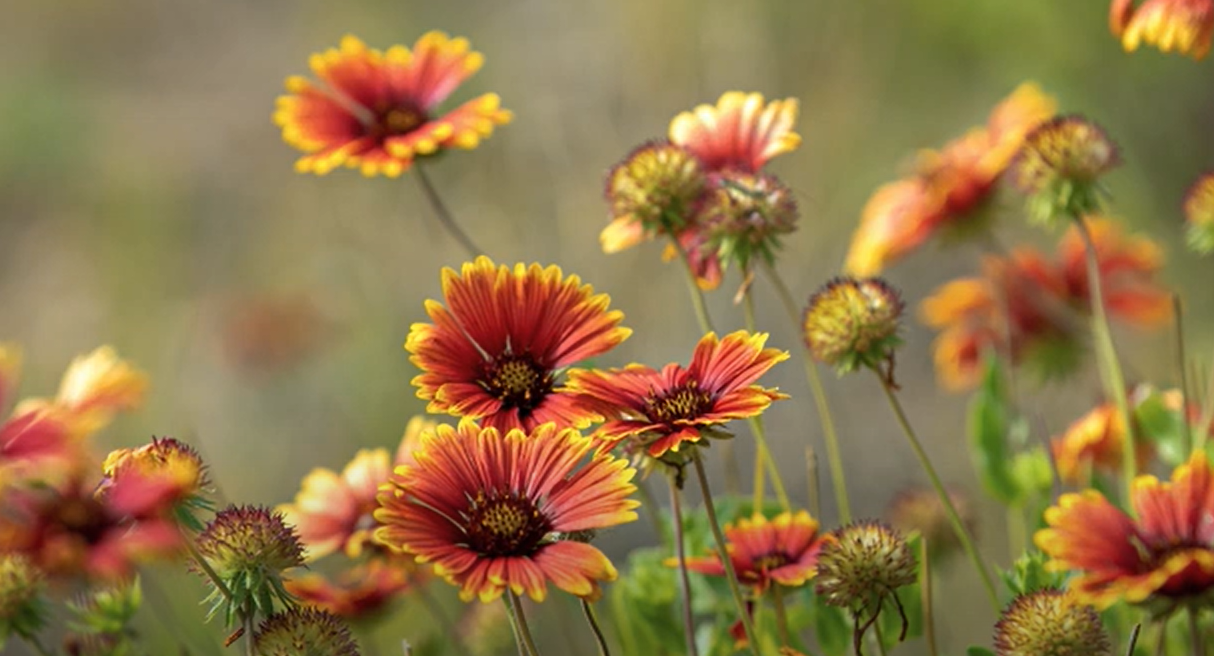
[
  {"xmin": 185, "ymin": 535, "xmax": 234, "ymax": 603},
  {"xmin": 1199, "ymin": 354, "xmax": 1214, "ymax": 454},
  {"xmin": 1071, "ymin": 215, "xmax": 1136, "ymax": 503},
  {"xmin": 243, "ymin": 600, "xmax": 256, "ymax": 656},
  {"xmin": 877, "ymin": 375, "xmax": 1000, "ymax": 612},
  {"xmin": 415, "ymin": 582, "xmax": 470, "ymax": 656},
  {"xmin": 669, "ymin": 477, "xmax": 701, "ymax": 656},
  {"xmin": 805, "ymin": 446, "xmax": 822, "ymax": 520},
  {"xmin": 505, "ymin": 592, "xmax": 542, "ymax": 656},
  {"xmin": 666, "ymin": 233, "xmax": 716, "ymax": 335},
  {"xmin": 504, "ymin": 594, "xmax": 532, "ymax": 656},
  {"xmin": 1191, "ymin": 607, "xmax": 1205, "ymax": 656},
  {"xmin": 1124, "ymin": 623, "xmax": 1141, "ymax": 656},
  {"xmin": 771, "ymin": 585, "xmax": 791, "ymax": 647},
  {"xmin": 763, "ymin": 261, "xmax": 852, "ymax": 523},
  {"xmin": 415, "ymin": 163, "xmax": 484, "ymax": 259},
  {"xmin": 920, "ymin": 537, "xmax": 938, "ymax": 656},
  {"xmin": 742, "ymin": 285, "xmax": 791, "ymax": 512},
  {"xmin": 1173, "ymin": 294, "xmax": 1193, "ymax": 450},
  {"xmin": 692, "ymin": 450, "xmax": 760, "ymax": 656},
  {"xmin": 581, "ymin": 600, "xmax": 612, "ymax": 656},
  {"xmin": 1007, "ymin": 505, "xmax": 1026, "ymax": 557},
  {"xmin": 872, "ymin": 621, "xmax": 889, "ymax": 656}
]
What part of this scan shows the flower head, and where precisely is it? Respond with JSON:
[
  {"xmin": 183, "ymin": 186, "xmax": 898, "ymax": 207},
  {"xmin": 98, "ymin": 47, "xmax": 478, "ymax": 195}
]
[
  {"xmin": 803, "ymin": 277, "xmax": 904, "ymax": 375},
  {"xmin": 1185, "ymin": 171, "xmax": 1214, "ymax": 254},
  {"xmin": 1014, "ymin": 117, "xmax": 1120, "ymax": 225},
  {"xmin": 278, "ymin": 448, "xmax": 391, "ymax": 562},
  {"xmin": 668, "ymin": 92, "xmax": 800, "ymax": 173},
  {"xmin": 601, "ymin": 142, "xmax": 707, "ymax": 254},
  {"xmin": 254, "ymin": 608, "xmax": 361, "ymax": 656},
  {"xmin": 700, "ymin": 172, "xmax": 799, "ymax": 272},
  {"xmin": 1035, "ymin": 451, "xmax": 1214, "ymax": 611},
  {"xmin": 407, "ymin": 257, "xmax": 630, "ymax": 432},
  {"xmin": 1056, "ymin": 217, "xmax": 1170, "ymax": 328},
  {"xmin": 1050, "ymin": 402, "xmax": 1153, "ymax": 484},
  {"xmin": 1111, "ymin": 0, "xmax": 1214, "ymax": 60},
  {"xmin": 993, "ymin": 589, "xmax": 1111, "ymax": 656},
  {"xmin": 12, "ymin": 347, "xmax": 147, "ymax": 438},
  {"xmin": 568, "ymin": 331, "xmax": 788, "ymax": 458},
  {"xmin": 394, "ymin": 414, "xmax": 437, "ymax": 468},
  {"xmin": 374, "ymin": 421, "xmax": 638, "ymax": 603},
  {"xmin": 887, "ymin": 486, "xmax": 975, "ymax": 563},
  {"xmin": 0, "ymin": 408, "xmax": 83, "ymax": 489},
  {"xmin": 285, "ymin": 558, "xmax": 412, "ymax": 618},
  {"xmin": 274, "ymin": 32, "xmax": 511, "ymax": 178},
  {"xmin": 681, "ymin": 511, "xmax": 824, "ymax": 593},
  {"xmin": 194, "ymin": 505, "xmax": 304, "ymax": 622},
  {"xmin": 815, "ymin": 521, "xmax": 917, "ymax": 610},
  {"xmin": 99, "ymin": 437, "xmax": 209, "ymax": 523}
]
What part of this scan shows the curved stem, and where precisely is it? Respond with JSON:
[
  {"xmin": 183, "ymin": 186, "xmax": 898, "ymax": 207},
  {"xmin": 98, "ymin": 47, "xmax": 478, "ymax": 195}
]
[
  {"xmin": 415, "ymin": 164, "xmax": 484, "ymax": 259},
  {"xmin": 581, "ymin": 600, "xmax": 612, "ymax": 656},
  {"xmin": 920, "ymin": 537, "xmax": 938, "ymax": 656},
  {"xmin": 505, "ymin": 592, "xmax": 542, "ymax": 656},
  {"xmin": 876, "ymin": 375, "xmax": 1000, "ymax": 612},
  {"xmin": 243, "ymin": 599, "xmax": 256, "ymax": 656},
  {"xmin": 771, "ymin": 585, "xmax": 791, "ymax": 647},
  {"xmin": 742, "ymin": 286, "xmax": 791, "ymax": 512},
  {"xmin": 666, "ymin": 234, "xmax": 716, "ymax": 334},
  {"xmin": 669, "ymin": 477, "xmax": 701, "ymax": 656},
  {"xmin": 692, "ymin": 450, "xmax": 760, "ymax": 656}
]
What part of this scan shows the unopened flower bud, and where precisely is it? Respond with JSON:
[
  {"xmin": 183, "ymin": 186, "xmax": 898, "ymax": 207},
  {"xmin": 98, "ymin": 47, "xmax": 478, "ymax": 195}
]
[
  {"xmin": 993, "ymin": 589, "xmax": 1111, "ymax": 656},
  {"xmin": 803, "ymin": 277, "xmax": 904, "ymax": 374}
]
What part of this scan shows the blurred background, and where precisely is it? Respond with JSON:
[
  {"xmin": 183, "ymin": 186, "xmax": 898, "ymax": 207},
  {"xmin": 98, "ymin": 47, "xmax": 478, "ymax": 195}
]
[{"xmin": 2, "ymin": 0, "xmax": 1212, "ymax": 653}]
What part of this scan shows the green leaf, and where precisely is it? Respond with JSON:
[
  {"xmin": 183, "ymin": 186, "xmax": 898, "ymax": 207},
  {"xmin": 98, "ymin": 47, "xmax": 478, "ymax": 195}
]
[
  {"xmin": 808, "ymin": 591, "xmax": 850, "ymax": 656},
  {"xmin": 967, "ymin": 356, "xmax": 1023, "ymax": 504},
  {"xmin": 1134, "ymin": 388, "xmax": 1188, "ymax": 467},
  {"xmin": 1000, "ymin": 551, "xmax": 1066, "ymax": 598}
]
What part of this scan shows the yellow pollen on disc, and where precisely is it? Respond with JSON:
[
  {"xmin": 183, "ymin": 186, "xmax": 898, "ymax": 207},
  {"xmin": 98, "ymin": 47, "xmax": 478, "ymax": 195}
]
[
  {"xmin": 384, "ymin": 108, "xmax": 423, "ymax": 134},
  {"xmin": 481, "ymin": 502, "xmax": 529, "ymax": 537},
  {"xmin": 649, "ymin": 383, "xmax": 712, "ymax": 422},
  {"xmin": 493, "ymin": 360, "xmax": 540, "ymax": 396},
  {"xmin": 755, "ymin": 553, "xmax": 789, "ymax": 571}
]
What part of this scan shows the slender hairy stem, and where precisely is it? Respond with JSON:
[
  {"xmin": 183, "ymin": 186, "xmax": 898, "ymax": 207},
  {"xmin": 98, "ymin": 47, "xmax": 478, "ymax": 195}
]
[
  {"xmin": 692, "ymin": 451, "xmax": 760, "ymax": 656},
  {"xmin": 505, "ymin": 592, "xmax": 542, "ymax": 656},
  {"xmin": 771, "ymin": 585, "xmax": 791, "ymax": 646},
  {"xmin": 763, "ymin": 261, "xmax": 852, "ymax": 523},
  {"xmin": 243, "ymin": 600, "xmax": 256, "ymax": 656},
  {"xmin": 415, "ymin": 164, "xmax": 483, "ymax": 259},
  {"xmin": 414, "ymin": 582, "xmax": 470, "ymax": 656},
  {"xmin": 1191, "ymin": 607, "xmax": 1205, "ymax": 656},
  {"xmin": 1174, "ymin": 294, "xmax": 1193, "ymax": 448},
  {"xmin": 1006, "ymin": 505, "xmax": 1026, "ymax": 557},
  {"xmin": 920, "ymin": 538, "xmax": 938, "ymax": 656},
  {"xmin": 1124, "ymin": 623, "xmax": 1141, "ymax": 656},
  {"xmin": 185, "ymin": 536, "xmax": 233, "ymax": 603},
  {"xmin": 504, "ymin": 595, "xmax": 532, "ymax": 656},
  {"xmin": 877, "ymin": 376, "xmax": 1000, "ymax": 611},
  {"xmin": 666, "ymin": 234, "xmax": 716, "ymax": 334},
  {"xmin": 1152, "ymin": 619, "xmax": 1166, "ymax": 656},
  {"xmin": 742, "ymin": 286, "xmax": 791, "ymax": 511},
  {"xmin": 1071, "ymin": 215, "xmax": 1137, "ymax": 502},
  {"xmin": 805, "ymin": 446, "xmax": 822, "ymax": 519},
  {"xmin": 669, "ymin": 477, "xmax": 701, "ymax": 656},
  {"xmin": 581, "ymin": 600, "xmax": 612, "ymax": 656}
]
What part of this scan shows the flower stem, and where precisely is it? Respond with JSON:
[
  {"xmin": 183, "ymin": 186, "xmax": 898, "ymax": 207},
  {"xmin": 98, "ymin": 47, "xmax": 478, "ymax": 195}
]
[
  {"xmin": 669, "ymin": 477, "xmax": 701, "ymax": 656},
  {"xmin": 919, "ymin": 537, "xmax": 938, "ymax": 656},
  {"xmin": 414, "ymin": 582, "xmax": 471, "ymax": 656},
  {"xmin": 1173, "ymin": 293, "xmax": 1193, "ymax": 449},
  {"xmin": 415, "ymin": 163, "xmax": 484, "ymax": 259},
  {"xmin": 504, "ymin": 592, "xmax": 542, "ymax": 656},
  {"xmin": 762, "ymin": 261, "xmax": 852, "ymax": 523},
  {"xmin": 692, "ymin": 450, "xmax": 760, "ymax": 656},
  {"xmin": 1191, "ymin": 607, "xmax": 1205, "ymax": 656},
  {"xmin": 666, "ymin": 233, "xmax": 716, "ymax": 335},
  {"xmin": 771, "ymin": 585, "xmax": 791, "ymax": 646},
  {"xmin": 184, "ymin": 534, "xmax": 233, "ymax": 603},
  {"xmin": 742, "ymin": 286, "xmax": 791, "ymax": 512},
  {"xmin": 581, "ymin": 599, "xmax": 612, "ymax": 656},
  {"xmin": 1071, "ymin": 214, "xmax": 1137, "ymax": 503},
  {"xmin": 876, "ymin": 374, "xmax": 1000, "ymax": 612},
  {"xmin": 243, "ymin": 599, "xmax": 256, "ymax": 656}
]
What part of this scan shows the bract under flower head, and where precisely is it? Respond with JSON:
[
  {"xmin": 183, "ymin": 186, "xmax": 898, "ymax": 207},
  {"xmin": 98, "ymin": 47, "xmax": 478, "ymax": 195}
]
[
  {"xmin": 668, "ymin": 91, "xmax": 801, "ymax": 173},
  {"xmin": 1184, "ymin": 171, "xmax": 1214, "ymax": 254},
  {"xmin": 254, "ymin": 608, "xmax": 361, "ymax": 656},
  {"xmin": 374, "ymin": 421, "xmax": 639, "ymax": 603},
  {"xmin": 1014, "ymin": 116, "xmax": 1120, "ymax": 225},
  {"xmin": 601, "ymin": 141, "xmax": 707, "ymax": 254},
  {"xmin": 194, "ymin": 505, "xmax": 304, "ymax": 622},
  {"xmin": 1111, "ymin": 0, "xmax": 1214, "ymax": 60},
  {"xmin": 274, "ymin": 32, "xmax": 512, "ymax": 178},
  {"xmin": 993, "ymin": 589, "xmax": 1111, "ymax": 656},
  {"xmin": 803, "ymin": 277, "xmax": 904, "ymax": 375},
  {"xmin": 680, "ymin": 510, "xmax": 824, "ymax": 593},
  {"xmin": 700, "ymin": 172, "xmax": 799, "ymax": 272}
]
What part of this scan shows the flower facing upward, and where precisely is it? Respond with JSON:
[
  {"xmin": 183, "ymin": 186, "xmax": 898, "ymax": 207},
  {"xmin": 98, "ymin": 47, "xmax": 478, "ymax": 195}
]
[
  {"xmin": 1111, "ymin": 0, "xmax": 1214, "ymax": 59},
  {"xmin": 668, "ymin": 92, "xmax": 801, "ymax": 173},
  {"xmin": 601, "ymin": 142, "xmax": 707, "ymax": 254},
  {"xmin": 1035, "ymin": 451, "xmax": 1214, "ymax": 610},
  {"xmin": 254, "ymin": 609, "xmax": 361, "ymax": 656},
  {"xmin": 681, "ymin": 511, "xmax": 824, "ymax": 593},
  {"xmin": 406, "ymin": 257, "xmax": 631, "ymax": 432},
  {"xmin": 815, "ymin": 521, "xmax": 917, "ymax": 611},
  {"xmin": 1055, "ymin": 217, "xmax": 1170, "ymax": 328},
  {"xmin": 803, "ymin": 278, "xmax": 904, "ymax": 375},
  {"xmin": 1014, "ymin": 117, "xmax": 1120, "ymax": 225},
  {"xmin": 1185, "ymin": 171, "xmax": 1214, "ymax": 254},
  {"xmin": 567, "ymin": 331, "xmax": 788, "ymax": 458},
  {"xmin": 274, "ymin": 33, "xmax": 512, "ymax": 178},
  {"xmin": 285, "ymin": 558, "xmax": 412, "ymax": 618},
  {"xmin": 374, "ymin": 421, "xmax": 639, "ymax": 603},
  {"xmin": 993, "ymin": 589, "xmax": 1111, "ymax": 656}
]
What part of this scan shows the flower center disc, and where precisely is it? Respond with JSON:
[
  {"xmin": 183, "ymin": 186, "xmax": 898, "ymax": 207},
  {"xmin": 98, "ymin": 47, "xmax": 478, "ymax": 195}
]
[
  {"xmin": 372, "ymin": 104, "xmax": 428, "ymax": 138},
  {"xmin": 646, "ymin": 382, "xmax": 713, "ymax": 423},
  {"xmin": 465, "ymin": 491, "xmax": 552, "ymax": 557},
  {"xmin": 755, "ymin": 553, "xmax": 789, "ymax": 572},
  {"xmin": 483, "ymin": 355, "xmax": 553, "ymax": 417}
]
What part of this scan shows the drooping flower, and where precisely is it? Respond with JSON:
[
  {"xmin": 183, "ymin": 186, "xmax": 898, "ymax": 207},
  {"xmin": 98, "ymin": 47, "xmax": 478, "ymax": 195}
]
[
  {"xmin": 285, "ymin": 558, "xmax": 412, "ymax": 618},
  {"xmin": 1013, "ymin": 117, "xmax": 1120, "ymax": 226},
  {"xmin": 1035, "ymin": 451, "xmax": 1214, "ymax": 610},
  {"xmin": 254, "ymin": 608, "xmax": 361, "ymax": 656},
  {"xmin": 803, "ymin": 277, "xmax": 904, "ymax": 375},
  {"xmin": 845, "ymin": 83, "xmax": 1057, "ymax": 275},
  {"xmin": 668, "ymin": 92, "xmax": 801, "ymax": 174},
  {"xmin": 601, "ymin": 141, "xmax": 708, "ymax": 254},
  {"xmin": 1050, "ymin": 402, "xmax": 1154, "ymax": 485},
  {"xmin": 567, "ymin": 331, "xmax": 788, "ymax": 458},
  {"xmin": 993, "ymin": 588, "xmax": 1111, "ymax": 656},
  {"xmin": 274, "ymin": 32, "xmax": 512, "ymax": 178},
  {"xmin": 1110, "ymin": 0, "xmax": 1214, "ymax": 60},
  {"xmin": 406, "ymin": 257, "xmax": 631, "ymax": 432},
  {"xmin": 681, "ymin": 510, "xmax": 824, "ymax": 593},
  {"xmin": 374, "ymin": 421, "xmax": 639, "ymax": 603},
  {"xmin": 1184, "ymin": 171, "xmax": 1214, "ymax": 254},
  {"xmin": 1055, "ymin": 217, "xmax": 1170, "ymax": 327},
  {"xmin": 887, "ymin": 486, "xmax": 976, "ymax": 563}
]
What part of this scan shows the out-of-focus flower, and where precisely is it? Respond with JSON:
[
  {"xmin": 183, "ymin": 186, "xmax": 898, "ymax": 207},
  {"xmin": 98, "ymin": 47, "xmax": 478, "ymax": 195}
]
[
  {"xmin": 406, "ymin": 257, "xmax": 630, "ymax": 432},
  {"xmin": 681, "ymin": 510, "xmax": 824, "ymax": 593},
  {"xmin": 601, "ymin": 141, "xmax": 707, "ymax": 254},
  {"xmin": 1110, "ymin": 0, "xmax": 1214, "ymax": 60},
  {"xmin": 1013, "ymin": 117, "xmax": 1120, "ymax": 226},
  {"xmin": 221, "ymin": 294, "xmax": 330, "ymax": 373},
  {"xmin": 0, "ymin": 344, "xmax": 20, "ymax": 412},
  {"xmin": 0, "ymin": 409, "xmax": 82, "ymax": 489},
  {"xmin": 661, "ymin": 227, "xmax": 725, "ymax": 291},
  {"xmin": 1050, "ymin": 402, "xmax": 1154, "ymax": 484},
  {"xmin": 0, "ymin": 554, "xmax": 46, "ymax": 643},
  {"xmin": 803, "ymin": 277, "xmax": 904, "ymax": 375},
  {"xmin": 458, "ymin": 601, "xmax": 514, "ymax": 656},
  {"xmin": 374, "ymin": 421, "xmax": 638, "ymax": 603},
  {"xmin": 669, "ymin": 92, "xmax": 801, "ymax": 174},
  {"xmin": 845, "ymin": 83, "xmax": 1056, "ymax": 275},
  {"xmin": 993, "ymin": 588, "xmax": 1111, "ymax": 656},
  {"xmin": 285, "ymin": 558, "xmax": 412, "ymax": 618},
  {"xmin": 1056, "ymin": 217, "xmax": 1170, "ymax": 328},
  {"xmin": 1035, "ymin": 451, "xmax": 1214, "ymax": 610},
  {"xmin": 394, "ymin": 414, "xmax": 436, "ymax": 469},
  {"xmin": 99, "ymin": 437, "xmax": 209, "ymax": 524},
  {"xmin": 1184, "ymin": 171, "xmax": 1214, "ymax": 254},
  {"xmin": 194, "ymin": 506, "xmax": 304, "ymax": 623},
  {"xmin": 15, "ymin": 347, "xmax": 147, "ymax": 437},
  {"xmin": 887, "ymin": 486, "xmax": 975, "ymax": 563},
  {"xmin": 815, "ymin": 521, "xmax": 916, "ymax": 653},
  {"xmin": 568, "ymin": 331, "xmax": 788, "ymax": 458},
  {"xmin": 254, "ymin": 608, "xmax": 361, "ymax": 656},
  {"xmin": 279, "ymin": 449, "xmax": 390, "ymax": 562},
  {"xmin": 274, "ymin": 32, "xmax": 511, "ymax": 178},
  {"xmin": 698, "ymin": 172, "xmax": 799, "ymax": 273}
]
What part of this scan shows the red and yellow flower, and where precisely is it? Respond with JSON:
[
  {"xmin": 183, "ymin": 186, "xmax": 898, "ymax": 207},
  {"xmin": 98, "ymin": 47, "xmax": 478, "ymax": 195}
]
[
  {"xmin": 682, "ymin": 511, "xmax": 824, "ymax": 593},
  {"xmin": 668, "ymin": 92, "xmax": 801, "ymax": 174},
  {"xmin": 374, "ymin": 421, "xmax": 639, "ymax": 603},
  {"xmin": 1111, "ymin": 0, "xmax": 1214, "ymax": 60},
  {"xmin": 1184, "ymin": 171, "xmax": 1214, "ymax": 254},
  {"xmin": 568, "ymin": 331, "xmax": 788, "ymax": 457},
  {"xmin": 0, "ymin": 344, "xmax": 19, "ymax": 412},
  {"xmin": 99, "ymin": 437, "xmax": 209, "ymax": 519},
  {"xmin": 285, "ymin": 558, "xmax": 412, "ymax": 617},
  {"xmin": 406, "ymin": 257, "xmax": 631, "ymax": 432},
  {"xmin": 15, "ymin": 346, "xmax": 147, "ymax": 436},
  {"xmin": 1056, "ymin": 217, "xmax": 1171, "ymax": 328},
  {"xmin": 1035, "ymin": 451, "xmax": 1214, "ymax": 609},
  {"xmin": 274, "ymin": 32, "xmax": 512, "ymax": 178},
  {"xmin": 1050, "ymin": 403, "xmax": 1152, "ymax": 485}
]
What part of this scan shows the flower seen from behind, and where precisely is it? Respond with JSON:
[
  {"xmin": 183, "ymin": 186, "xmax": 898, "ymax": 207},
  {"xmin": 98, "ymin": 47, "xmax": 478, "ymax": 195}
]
[
  {"xmin": 1110, "ymin": 0, "xmax": 1214, "ymax": 60},
  {"xmin": 1014, "ymin": 116, "xmax": 1120, "ymax": 225},
  {"xmin": 681, "ymin": 510, "xmax": 824, "ymax": 593}
]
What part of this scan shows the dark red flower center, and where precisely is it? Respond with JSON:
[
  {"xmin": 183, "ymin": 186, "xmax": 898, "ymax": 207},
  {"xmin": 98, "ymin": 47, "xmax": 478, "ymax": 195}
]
[
  {"xmin": 482, "ymin": 354, "xmax": 554, "ymax": 418},
  {"xmin": 49, "ymin": 495, "xmax": 112, "ymax": 546},
  {"xmin": 370, "ymin": 103, "xmax": 429, "ymax": 139},
  {"xmin": 464, "ymin": 490, "xmax": 552, "ymax": 556},
  {"xmin": 646, "ymin": 382, "xmax": 713, "ymax": 423},
  {"xmin": 754, "ymin": 552, "xmax": 789, "ymax": 572}
]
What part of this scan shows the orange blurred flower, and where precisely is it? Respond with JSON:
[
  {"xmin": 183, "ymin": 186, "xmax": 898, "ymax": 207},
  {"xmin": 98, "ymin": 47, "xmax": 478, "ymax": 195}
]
[
  {"xmin": 16, "ymin": 346, "xmax": 147, "ymax": 437},
  {"xmin": 0, "ymin": 343, "xmax": 19, "ymax": 412},
  {"xmin": 1184, "ymin": 171, "xmax": 1214, "ymax": 254},
  {"xmin": 1036, "ymin": 451, "xmax": 1214, "ymax": 610},
  {"xmin": 221, "ymin": 294, "xmax": 331, "ymax": 373},
  {"xmin": 1056, "ymin": 217, "xmax": 1170, "ymax": 328},
  {"xmin": 286, "ymin": 558, "xmax": 412, "ymax": 618},
  {"xmin": 274, "ymin": 32, "xmax": 512, "ymax": 178},
  {"xmin": 1111, "ymin": 0, "xmax": 1214, "ymax": 60},
  {"xmin": 1050, "ymin": 403, "xmax": 1152, "ymax": 485},
  {"xmin": 99, "ymin": 437, "xmax": 209, "ymax": 521},
  {"xmin": 681, "ymin": 511, "xmax": 824, "ymax": 593},
  {"xmin": 669, "ymin": 92, "xmax": 801, "ymax": 174},
  {"xmin": 846, "ymin": 83, "xmax": 1056, "ymax": 275}
]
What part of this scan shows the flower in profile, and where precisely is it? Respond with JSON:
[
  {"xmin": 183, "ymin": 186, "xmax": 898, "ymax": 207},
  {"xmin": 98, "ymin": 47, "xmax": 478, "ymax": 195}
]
[
  {"xmin": 668, "ymin": 91, "xmax": 801, "ymax": 173},
  {"xmin": 0, "ymin": 408, "xmax": 82, "ymax": 489},
  {"xmin": 274, "ymin": 32, "xmax": 512, "ymax": 178},
  {"xmin": 0, "ymin": 554, "xmax": 46, "ymax": 642},
  {"xmin": 278, "ymin": 449, "xmax": 391, "ymax": 562},
  {"xmin": 1185, "ymin": 171, "xmax": 1214, "ymax": 254},
  {"xmin": 601, "ymin": 141, "xmax": 707, "ymax": 254},
  {"xmin": 681, "ymin": 510, "xmax": 824, "ymax": 592},
  {"xmin": 993, "ymin": 589, "xmax": 1111, "ymax": 656},
  {"xmin": 845, "ymin": 83, "xmax": 1056, "ymax": 275},
  {"xmin": 567, "ymin": 331, "xmax": 788, "ymax": 458},
  {"xmin": 1035, "ymin": 451, "xmax": 1214, "ymax": 610},
  {"xmin": 194, "ymin": 505, "xmax": 304, "ymax": 622},
  {"xmin": 13, "ymin": 346, "xmax": 147, "ymax": 438},
  {"xmin": 1013, "ymin": 116, "xmax": 1120, "ymax": 225},
  {"xmin": 99, "ymin": 437, "xmax": 210, "ymax": 525},
  {"xmin": 1110, "ymin": 0, "xmax": 1214, "ymax": 60},
  {"xmin": 815, "ymin": 521, "xmax": 917, "ymax": 653},
  {"xmin": 698, "ymin": 172, "xmax": 799, "ymax": 273},
  {"xmin": 887, "ymin": 486, "xmax": 975, "ymax": 563},
  {"xmin": 1050, "ymin": 402, "xmax": 1153, "ymax": 484},
  {"xmin": 803, "ymin": 278, "xmax": 904, "ymax": 375},
  {"xmin": 285, "ymin": 558, "xmax": 412, "ymax": 618},
  {"xmin": 254, "ymin": 608, "xmax": 361, "ymax": 656},
  {"xmin": 1055, "ymin": 216, "xmax": 1170, "ymax": 328},
  {"xmin": 374, "ymin": 421, "xmax": 638, "ymax": 602},
  {"xmin": 406, "ymin": 257, "xmax": 631, "ymax": 432}
]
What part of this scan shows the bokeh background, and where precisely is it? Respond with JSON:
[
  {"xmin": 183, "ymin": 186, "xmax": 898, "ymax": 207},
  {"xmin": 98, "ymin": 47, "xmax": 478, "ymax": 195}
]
[{"xmin": 3, "ymin": 0, "xmax": 1213, "ymax": 654}]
